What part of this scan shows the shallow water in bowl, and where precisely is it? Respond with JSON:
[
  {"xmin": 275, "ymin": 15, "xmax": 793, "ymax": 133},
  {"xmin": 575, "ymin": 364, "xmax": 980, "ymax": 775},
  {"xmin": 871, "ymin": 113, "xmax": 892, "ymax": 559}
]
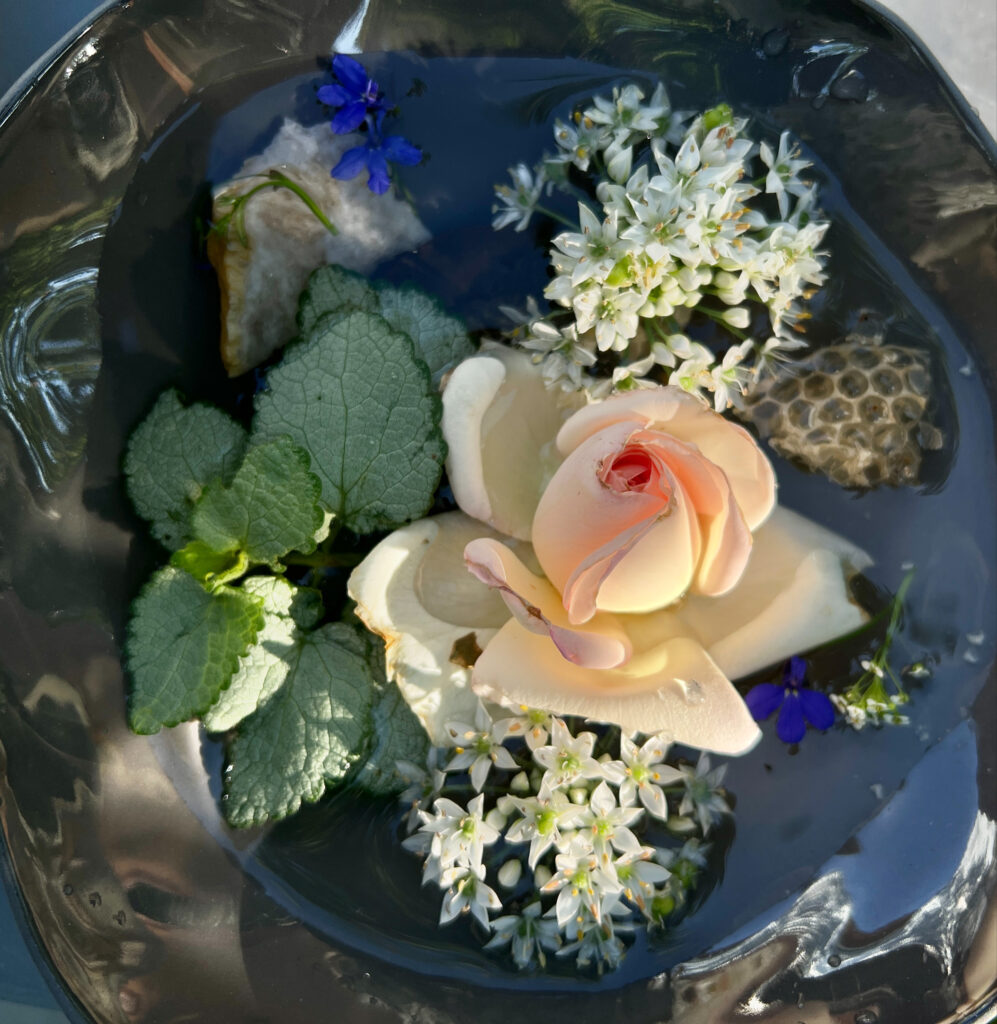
[{"xmin": 94, "ymin": 49, "xmax": 995, "ymax": 998}]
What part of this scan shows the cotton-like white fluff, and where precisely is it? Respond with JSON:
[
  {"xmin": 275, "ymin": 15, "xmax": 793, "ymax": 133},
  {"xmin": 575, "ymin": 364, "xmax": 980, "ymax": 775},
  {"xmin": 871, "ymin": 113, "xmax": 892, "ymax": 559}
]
[{"xmin": 209, "ymin": 119, "xmax": 431, "ymax": 375}]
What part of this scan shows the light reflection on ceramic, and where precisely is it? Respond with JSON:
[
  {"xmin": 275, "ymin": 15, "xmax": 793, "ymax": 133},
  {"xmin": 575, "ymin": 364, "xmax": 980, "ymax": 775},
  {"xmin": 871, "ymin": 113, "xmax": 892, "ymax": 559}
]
[{"xmin": 0, "ymin": 1, "xmax": 994, "ymax": 1022}]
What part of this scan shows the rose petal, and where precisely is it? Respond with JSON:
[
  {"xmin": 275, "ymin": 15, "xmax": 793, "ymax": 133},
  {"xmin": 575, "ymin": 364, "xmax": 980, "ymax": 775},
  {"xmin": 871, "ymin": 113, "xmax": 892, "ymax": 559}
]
[
  {"xmin": 533, "ymin": 421, "xmax": 701, "ymax": 621},
  {"xmin": 442, "ymin": 345, "xmax": 584, "ymax": 540},
  {"xmin": 555, "ymin": 386, "xmax": 776, "ymax": 529},
  {"xmin": 471, "ymin": 622, "xmax": 761, "ymax": 755},
  {"xmin": 674, "ymin": 506, "xmax": 871, "ymax": 679},
  {"xmin": 628, "ymin": 428, "xmax": 752, "ymax": 595},
  {"xmin": 464, "ymin": 537, "xmax": 632, "ymax": 669},
  {"xmin": 348, "ymin": 512, "xmax": 511, "ymax": 743}
]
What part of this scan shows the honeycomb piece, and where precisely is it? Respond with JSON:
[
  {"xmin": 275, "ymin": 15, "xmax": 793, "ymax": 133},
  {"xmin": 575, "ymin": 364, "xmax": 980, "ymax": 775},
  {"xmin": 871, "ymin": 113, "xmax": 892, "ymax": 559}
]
[{"xmin": 742, "ymin": 341, "xmax": 942, "ymax": 488}]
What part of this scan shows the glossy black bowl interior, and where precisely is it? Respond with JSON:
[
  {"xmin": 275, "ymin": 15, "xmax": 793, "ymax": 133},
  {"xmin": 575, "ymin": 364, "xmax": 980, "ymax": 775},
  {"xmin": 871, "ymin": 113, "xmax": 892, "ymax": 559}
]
[{"xmin": 1, "ymin": 2, "xmax": 995, "ymax": 1022}]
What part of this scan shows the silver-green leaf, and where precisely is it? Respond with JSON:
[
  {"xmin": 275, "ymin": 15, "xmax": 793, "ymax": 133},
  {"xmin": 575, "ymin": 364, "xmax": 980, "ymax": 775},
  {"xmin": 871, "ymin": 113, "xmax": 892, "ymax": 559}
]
[
  {"xmin": 223, "ymin": 622, "xmax": 377, "ymax": 827},
  {"xmin": 297, "ymin": 264, "xmax": 379, "ymax": 337},
  {"xmin": 127, "ymin": 567, "xmax": 263, "ymax": 733},
  {"xmin": 124, "ymin": 390, "xmax": 247, "ymax": 551},
  {"xmin": 203, "ymin": 576, "xmax": 322, "ymax": 733},
  {"xmin": 192, "ymin": 436, "xmax": 325, "ymax": 563},
  {"xmin": 253, "ymin": 310, "xmax": 446, "ymax": 535},
  {"xmin": 375, "ymin": 283, "xmax": 474, "ymax": 385},
  {"xmin": 351, "ymin": 672, "xmax": 430, "ymax": 796}
]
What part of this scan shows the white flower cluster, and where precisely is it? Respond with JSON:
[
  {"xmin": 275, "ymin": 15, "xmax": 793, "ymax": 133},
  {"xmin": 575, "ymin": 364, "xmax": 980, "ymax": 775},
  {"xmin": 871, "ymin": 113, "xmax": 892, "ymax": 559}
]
[
  {"xmin": 831, "ymin": 656, "xmax": 912, "ymax": 730},
  {"xmin": 830, "ymin": 570, "xmax": 917, "ymax": 731},
  {"xmin": 491, "ymin": 82, "xmax": 829, "ymax": 410},
  {"xmin": 400, "ymin": 704, "xmax": 731, "ymax": 973}
]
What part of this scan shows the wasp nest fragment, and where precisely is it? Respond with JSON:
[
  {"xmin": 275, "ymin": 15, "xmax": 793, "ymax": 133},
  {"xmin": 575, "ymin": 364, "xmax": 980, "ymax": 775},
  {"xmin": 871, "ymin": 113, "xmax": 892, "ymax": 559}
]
[{"xmin": 742, "ymin": 338, "xmax": 943, "ymax": 489}]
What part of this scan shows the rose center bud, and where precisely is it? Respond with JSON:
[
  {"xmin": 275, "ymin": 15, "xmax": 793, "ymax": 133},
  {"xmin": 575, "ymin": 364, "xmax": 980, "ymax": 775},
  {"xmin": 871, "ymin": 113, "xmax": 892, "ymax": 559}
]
[{"xmin": 599, "ymin": 445, "xmax": 658, "ymax": 494}]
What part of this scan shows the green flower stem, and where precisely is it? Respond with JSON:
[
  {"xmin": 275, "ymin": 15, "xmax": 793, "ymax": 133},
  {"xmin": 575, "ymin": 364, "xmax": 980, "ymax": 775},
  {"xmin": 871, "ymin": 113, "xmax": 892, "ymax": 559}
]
[
  {"xmin": 843, "ymin": 568, "xmax": 915, "ymax": 704},
  {"xmin": 534, "ymin": 204, "xmax": 580, "ymax": 230},
  {"xmin": 647, "ymin": 316, "xmax": 684, "ymax": 344},
  {"xmin": 695, "ymin": 305, "xmax": 750, "ymax": 341},
  {"xmin": 213, "ymin": 170, "xmax": 337, "ymax": 245}
]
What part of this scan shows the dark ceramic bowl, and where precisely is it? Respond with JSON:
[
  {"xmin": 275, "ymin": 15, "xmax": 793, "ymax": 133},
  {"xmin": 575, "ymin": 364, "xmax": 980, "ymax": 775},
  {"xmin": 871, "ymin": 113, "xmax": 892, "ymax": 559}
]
[{"xmin": 1, "ymin": 2, "xmax": 995, "ymax": 1022}]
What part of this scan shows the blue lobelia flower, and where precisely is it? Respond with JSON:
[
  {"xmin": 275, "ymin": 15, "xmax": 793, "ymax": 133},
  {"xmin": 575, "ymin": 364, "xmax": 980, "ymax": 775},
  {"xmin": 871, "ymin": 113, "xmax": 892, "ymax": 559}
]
[
  {"xmin": 745, "ymin": 656, "xmax": 835, "ymax": 744},
  {"xmin": 330, "ymin": 112, "xmax": 422, "ymax": 195},
  {"xmin": 318, "ymin": 54, "xmax": 386, "ymax": 135}
]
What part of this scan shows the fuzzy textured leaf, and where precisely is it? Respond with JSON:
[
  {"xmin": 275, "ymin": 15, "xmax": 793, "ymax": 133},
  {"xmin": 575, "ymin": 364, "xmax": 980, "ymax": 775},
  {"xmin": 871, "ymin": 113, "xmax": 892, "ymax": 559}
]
[
  {"xmin": 124, "ymin": 391, "xmax": 247, "ymax": 551},
  {"xmin": 223, "ymin": 622, "xmax": 377, "ymax": 827},
  {"xmin": 297, "ymin": 264, "xmax": 379, "ymax": 337},
  {"xmin": 203, "ymin": 577, "xmax": 323, "ymax": 733},
  {"xmin": 192, "ymin": 436, "xmax": 325, "ymax": 563},
  {"xmin": 375, "ymin": 284, "xmax": 474, "ymax": 384},
  {"xmin": 127, "ymin": 567, "xmax": 263, "ymax": 733},
  {"xmin": 351, "ymin": 663, "xmax": 430, "ymax": 796},
  {"xmin": 253, "ymin": 310, "xmax": 446, "ymax": 534}
]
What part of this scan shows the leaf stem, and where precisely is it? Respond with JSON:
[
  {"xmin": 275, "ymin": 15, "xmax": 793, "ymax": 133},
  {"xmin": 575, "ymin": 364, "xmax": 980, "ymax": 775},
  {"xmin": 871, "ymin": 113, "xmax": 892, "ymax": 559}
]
[{"xmin": 283, "ymin": 551, "xmax": 364, "ymax": 569}]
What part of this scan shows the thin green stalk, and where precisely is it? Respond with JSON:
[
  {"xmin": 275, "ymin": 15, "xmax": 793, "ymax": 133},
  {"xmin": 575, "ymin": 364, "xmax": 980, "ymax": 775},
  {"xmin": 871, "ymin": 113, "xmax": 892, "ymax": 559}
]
[
  {"xmin": 696, "ymin": 305, "xmax": 749, "ymax": 340},
  {"xmin": 212, "ymin": 170, "xmax": 337, "ymax": 245},
  {"xmin": 535, "ymin": 204, "xmax": 580, "ymax": 230}
]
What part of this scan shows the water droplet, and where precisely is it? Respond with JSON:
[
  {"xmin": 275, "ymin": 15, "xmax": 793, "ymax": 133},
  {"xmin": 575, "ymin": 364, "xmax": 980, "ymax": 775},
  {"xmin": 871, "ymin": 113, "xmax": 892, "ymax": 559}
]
[
  {"xmin": 855, "ymin": 1012, "xmax": 878, "ymax": 1024},
  {"xmin": 870, "ymin": 782, "xmax": 884, "ymax": 799},
  {"xmin": 761, "ymin": 28, "xmax": 790, "ymax": 57},
  {"xmin": 831, "ymin": 69, "xmax": 869, "ymax": 102},
  {"xmin": 680, "ymin": 679, "xmax": 705, "ymax": 704},
  {"xmin": 828, "ymin": 953, "xmax": 842, "ymax": 967},
  {"xmin": 62, "ymin": 884, "xmax": 74, "ymax": 896}
]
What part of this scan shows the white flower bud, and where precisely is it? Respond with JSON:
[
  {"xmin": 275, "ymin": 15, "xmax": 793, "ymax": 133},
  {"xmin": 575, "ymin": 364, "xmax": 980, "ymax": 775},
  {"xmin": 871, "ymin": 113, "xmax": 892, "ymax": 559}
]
[
  {"xmin": 721, "ymin": 307, "xmax": 751, "ymax": 330},
  {"xmin": 496, "ymin": 794, "xmax": 517, "ymax": 816},
  {"xmin": 486, "ymin": 807, "xmax": 508, "ymax": 831},
  {"xmin": 498, "ymin": 859, "xmax": 523, "ymax": 889}
]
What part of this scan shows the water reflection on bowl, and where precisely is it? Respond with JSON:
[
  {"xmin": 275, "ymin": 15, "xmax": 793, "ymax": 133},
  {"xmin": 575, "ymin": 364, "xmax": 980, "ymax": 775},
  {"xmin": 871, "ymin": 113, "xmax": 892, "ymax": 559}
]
[{"xmin": 0, "ymin": 2, "xmax": 995, "ymax": 1023}]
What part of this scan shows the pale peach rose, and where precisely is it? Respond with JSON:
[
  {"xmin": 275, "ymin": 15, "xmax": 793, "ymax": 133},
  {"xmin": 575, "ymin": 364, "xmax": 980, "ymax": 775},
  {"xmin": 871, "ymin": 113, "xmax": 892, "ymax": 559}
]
[
  {"xmin": 528, "ymin": 388, "xmax": 776, "ymax": 623},
  {"xmin": 350, "ymin": 349, "xmax": 869, "ymax": 754}
]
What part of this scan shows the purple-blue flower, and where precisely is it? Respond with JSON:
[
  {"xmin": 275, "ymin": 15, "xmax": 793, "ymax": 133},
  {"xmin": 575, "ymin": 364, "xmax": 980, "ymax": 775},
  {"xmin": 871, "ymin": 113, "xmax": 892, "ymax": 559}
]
[
  {"xmin": 745, "ymin": 656, "xmax": 835, "ymax": 744},
  {"xmin": 318, "ymin": 54, "xmax": 385, "ymax": 135},
  {"xmin": 331, "ymin": 113, "xmax": 422, "ymax": 195}
]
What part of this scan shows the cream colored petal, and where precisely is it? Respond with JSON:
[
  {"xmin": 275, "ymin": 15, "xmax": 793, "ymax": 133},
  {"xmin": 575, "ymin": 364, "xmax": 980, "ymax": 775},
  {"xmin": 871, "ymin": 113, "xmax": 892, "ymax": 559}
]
[
  {"xmin": 442, "ymin": 345, "xmax": 584, "ymax": 540},
  {"xmin": 583, "ymin": 489, "xmax": 701, "ymax": 617},
  {"xmin": 464, "ymin": 537, "xmax": 632, "ymax": 669},
  {"xmin": 555, "ymin": 386, "xmax": 776, "ymax": 529},
  {"xmin": 348, "ymin": 511, "xmax": 511, "ymax": 744},
  {"xmin": 471, "ymin": 622, "xmax": 760, "ymax": 755},
  {"xmin": 628, "ymin": 428, "xmax": 752, "ymax": 596},
  {"xmin": 674, "ymin": 505, "xmax": 872, "ymax": 679},
  {"xmin": 532, "ymin": 421, "xmax": 701, "ymax": 620}
]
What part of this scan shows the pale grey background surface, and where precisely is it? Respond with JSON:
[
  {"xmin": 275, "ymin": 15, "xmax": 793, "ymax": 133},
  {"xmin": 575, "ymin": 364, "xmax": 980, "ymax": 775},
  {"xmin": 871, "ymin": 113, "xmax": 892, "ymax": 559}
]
[{"xmin": 0, "ymin": 1, "xmax": 993, "ymax": 1021}]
